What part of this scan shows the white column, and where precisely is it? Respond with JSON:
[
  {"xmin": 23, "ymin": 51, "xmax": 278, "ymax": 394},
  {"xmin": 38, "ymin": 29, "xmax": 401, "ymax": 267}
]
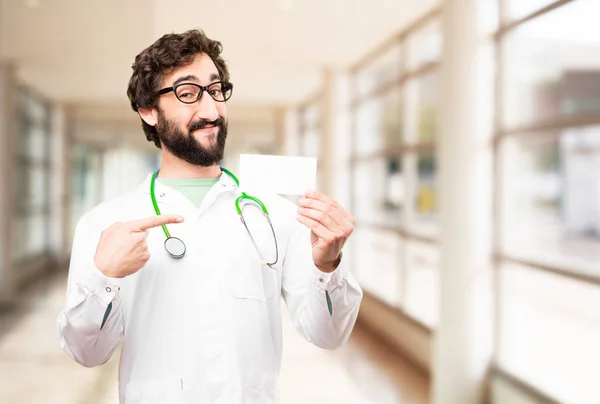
[
  {"xmin": 0, "ymin": 62, "xmax": 17, "ymax": 304},
  {"xmin": 274, "ymin": 106, "xmax": 286, "ymax": 155},
  {"xmin": 433, "ymin": 1, "xmax": 494, "ymax": 403},
  {"xmin": 61, "ymin": 109, "xmax": 74, "ymax": 261}
]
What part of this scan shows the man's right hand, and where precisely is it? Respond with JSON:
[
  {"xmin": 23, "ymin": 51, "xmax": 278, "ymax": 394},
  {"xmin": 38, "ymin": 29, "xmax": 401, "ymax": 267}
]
[{"xmin": 94, "ymin": 215, "xmax": 184, "ymax": 278}]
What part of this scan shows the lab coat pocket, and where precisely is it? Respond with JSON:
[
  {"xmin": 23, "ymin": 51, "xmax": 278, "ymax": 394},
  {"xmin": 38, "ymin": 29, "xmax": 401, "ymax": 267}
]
[{"xmin": 230, "ymin": 259, "xmax": 278, "ymax": 301}]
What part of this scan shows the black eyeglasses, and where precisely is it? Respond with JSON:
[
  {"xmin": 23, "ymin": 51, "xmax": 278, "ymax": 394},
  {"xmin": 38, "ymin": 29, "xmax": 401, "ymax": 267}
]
[{"xmin": 154, "ymin": 81, "xmax": 233, "ymax": 104}]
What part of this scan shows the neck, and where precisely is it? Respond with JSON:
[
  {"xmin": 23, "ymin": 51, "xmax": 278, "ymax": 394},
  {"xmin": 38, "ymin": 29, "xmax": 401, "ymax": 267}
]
[{"xmin": 158, "ymin": 151, "xmax": 221, "ymax": 179}]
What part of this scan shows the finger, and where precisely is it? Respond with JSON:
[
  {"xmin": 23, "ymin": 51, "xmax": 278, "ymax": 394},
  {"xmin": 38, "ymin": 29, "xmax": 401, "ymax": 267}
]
[
  {"xmin": 138, "ymin": 250, "xmax": 151, "ymax": 264},
  {"xmin": 129, "ymin": 215, "xmax": 184, "ymax": 232},
  {"xmin": 296, "ymin": 214, "xmax": 336, "ymax": 240},
  {"xmin": 303, "ymin": 191, "xmax": 353, "ymax": 222},
  {"xmin": 304, "ymin": 190, "xmax": 335, "ymax": 205},
  {"xmin": 298, "ymin": 207, "xmax": 343, "ymax": 233},
  {"xmin": 298, "ymin": 198, "xmax": 347, "ymax": 227}
]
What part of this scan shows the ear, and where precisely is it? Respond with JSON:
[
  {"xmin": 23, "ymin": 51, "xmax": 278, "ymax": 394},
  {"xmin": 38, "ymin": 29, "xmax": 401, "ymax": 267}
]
[{"xmin": 138, "ymin": 107, "xmax": 158, "ymax": 127}]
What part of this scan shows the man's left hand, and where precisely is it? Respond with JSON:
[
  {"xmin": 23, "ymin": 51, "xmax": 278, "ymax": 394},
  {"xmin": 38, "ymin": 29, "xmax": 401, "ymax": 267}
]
[{"xmin": 296, "ymin": 191, "xmax": 355, "ymax": 273}]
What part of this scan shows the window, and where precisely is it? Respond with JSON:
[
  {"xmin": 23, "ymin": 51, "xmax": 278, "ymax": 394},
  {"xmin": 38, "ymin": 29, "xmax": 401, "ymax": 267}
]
[
  {"xmin": 353, "ymin": 156, "xmax": 404, "ymax": 227},
  {"xmin": 502, "ymin": 0, "xmax": 600, "ymax": 129},
  {"xmin": 499, "ymin": 128, "xmax": 600, "ymax": 275},
  {"xmin": 494, "ymin": 1, "xmax": 600, "ymax": 402},
  {"xmin": 350, "ymin": 10, "xmax": 441, "ymax": 327},
  {"xmin": 354, "ymin": 88, "xmax": 404, "ymax": 156},
  {"xmin": 14, "ymin": 91, "xmax": 52, "ymax": 262},
  {"xmin": 407, "ymin": 19, "xmax": 442, "ymax": 69}
]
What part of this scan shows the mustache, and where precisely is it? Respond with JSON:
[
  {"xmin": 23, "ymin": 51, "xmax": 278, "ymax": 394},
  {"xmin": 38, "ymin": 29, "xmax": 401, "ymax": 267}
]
[{"xmin": 188, "ymin": 117, "xmax": 225, "ymax": 133}]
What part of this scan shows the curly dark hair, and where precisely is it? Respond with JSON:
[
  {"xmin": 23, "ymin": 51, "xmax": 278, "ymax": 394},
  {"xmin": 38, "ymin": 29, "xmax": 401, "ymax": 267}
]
[{"xmin": 127, "ymin": 29, "xmax": 230, "ymax": 148}]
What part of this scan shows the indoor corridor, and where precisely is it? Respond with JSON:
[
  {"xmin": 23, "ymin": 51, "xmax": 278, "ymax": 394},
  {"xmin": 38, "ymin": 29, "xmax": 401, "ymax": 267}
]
[{"xmin": 1, "ymin": 0, "xmax": 599, "ymax": 403}]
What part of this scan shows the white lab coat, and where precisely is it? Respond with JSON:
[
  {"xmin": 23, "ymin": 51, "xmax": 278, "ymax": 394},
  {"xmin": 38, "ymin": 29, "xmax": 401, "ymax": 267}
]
[{"xmin": 57, "ymin": 171, "xmax": 363, "ymax": 404}]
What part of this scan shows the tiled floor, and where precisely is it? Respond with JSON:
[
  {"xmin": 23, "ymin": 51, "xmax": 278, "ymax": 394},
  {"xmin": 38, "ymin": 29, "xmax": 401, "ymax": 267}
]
[{"xmin": 0, "ymin": 272, "xmax": 429, "ymax": 404}]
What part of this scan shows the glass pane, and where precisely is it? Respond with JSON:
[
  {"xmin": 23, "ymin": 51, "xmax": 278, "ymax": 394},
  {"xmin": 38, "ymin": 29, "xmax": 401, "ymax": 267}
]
[
  {"xmin": 416, "ymin": 73, "xmax": 438, "ymax": 143},
  {"xmin": 500, "ymin": 126, "xmax": 600, "ymax": 275},
  {"xmin": 28, "ymin": 214, "xmax": 48, "ymax": 256},
  {"xmin": 407, "ymin": 19, "xmax": 442, "ymax": 69},
  {"xmin": 408, "ymin": 153, "xmax": 438, "ymax": 237},
  {"xmin": 13, "ymin": 217, "xmax": 27, "ymax": 262},
  {"xmin": 300, "ymin": 103, "xmax": 320, "ymax": 157},
  {"xmin": 353, "ymin": 156, "xmax": 404, "ymax": 227},
  {"xmin": 14, "ymin": 165, "xmax": 29, "ymax": 215},
  {"xmin": 356, "ymin": 44, "xmax": 404, "ymax": 97},
  {"xmin": 13, "ymin": 214, "xmax": 48, "ymax": 262},
  {"xmin": 70, "ymin": 145, "xmax": 104, "ymax": 236},
  {"xmin": 404, "ymin": 241, "xmax": 439, "ymax": 327},
  {"xmin": 15, "ymin": 165, "xmax": 48, "ymax": 214},
  {"xmin": 28, "ymin": 165, "xmax": 48, "ymax": 210},
  {"xmin": 354, "ymin": 88, "xmax": 404, "ymax": 156},
  {"xmin": 16, "ymin": 113, "xmax": 30, "ymax": 158},
  {"xmin": 498, "ymin": 262, "xmax": 600, "ymax": 403},
  {"xmin": 352, "ymin": 227, "xmax": 403, "ymax": 306},
  {"xmin": 28, "ymin": 125, "xmax": 48, "ymax": 162},
  {"xmin": 25, "ymin": 93, "xmax": 48, "ymax": 123},
  {"xmin": 502, "ymin": 0, "xmax": 600, "ymax": 128}
]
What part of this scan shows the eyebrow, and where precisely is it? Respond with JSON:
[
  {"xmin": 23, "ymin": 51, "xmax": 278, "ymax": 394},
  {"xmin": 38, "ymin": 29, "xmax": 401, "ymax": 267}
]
[{"xmin": 172, "ymin": 73, "xmax": 222, "ymax": 87}]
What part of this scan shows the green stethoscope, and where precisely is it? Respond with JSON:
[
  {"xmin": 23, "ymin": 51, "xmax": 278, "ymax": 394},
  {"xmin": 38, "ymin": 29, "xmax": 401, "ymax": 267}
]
[{"xmin": 150, "ymin": 167, "xmax": 279, "ymax": 267}]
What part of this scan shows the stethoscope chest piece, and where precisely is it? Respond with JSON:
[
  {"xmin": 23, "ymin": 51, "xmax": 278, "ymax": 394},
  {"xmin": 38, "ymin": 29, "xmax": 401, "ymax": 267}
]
[{"xmin": 164, "ymin": 236, "xmax": 186, "ymax": 259}]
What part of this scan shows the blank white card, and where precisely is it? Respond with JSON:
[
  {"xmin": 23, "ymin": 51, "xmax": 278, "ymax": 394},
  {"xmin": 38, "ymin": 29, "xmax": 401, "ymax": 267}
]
[{"xmin": 238, "ymin": 154, "xmax": 317, "ymax": 195}]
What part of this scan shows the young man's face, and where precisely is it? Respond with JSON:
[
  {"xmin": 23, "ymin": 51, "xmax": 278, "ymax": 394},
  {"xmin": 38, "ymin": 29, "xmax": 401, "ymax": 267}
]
[{"xmin": 153, "ymin": 52, "xmax": 229, "ymax": 166}]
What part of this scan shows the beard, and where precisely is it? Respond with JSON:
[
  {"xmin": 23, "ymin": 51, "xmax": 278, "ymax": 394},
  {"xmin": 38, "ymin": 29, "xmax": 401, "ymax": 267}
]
[{"xmin": 156, "ymin": 112, "xmax": 228, "ymax": 167}]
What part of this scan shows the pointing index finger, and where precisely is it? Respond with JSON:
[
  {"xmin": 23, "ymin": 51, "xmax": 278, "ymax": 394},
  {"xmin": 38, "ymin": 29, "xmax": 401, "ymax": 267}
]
[{"xmin": 129, "ymin": 215, "xmax": 184, "ymax": 232}]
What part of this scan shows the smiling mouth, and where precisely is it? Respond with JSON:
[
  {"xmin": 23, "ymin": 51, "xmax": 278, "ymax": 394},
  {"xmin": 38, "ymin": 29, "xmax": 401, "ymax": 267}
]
[{"xmin": 193, "ymin": 126, "xmax": 216, "ymax": 132}]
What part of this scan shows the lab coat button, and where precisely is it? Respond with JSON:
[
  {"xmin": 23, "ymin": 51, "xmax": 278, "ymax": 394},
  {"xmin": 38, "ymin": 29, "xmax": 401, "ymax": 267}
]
[
  {"xmin": 318, "ymin": 278, "xmax": 324, "ymax": 283},
  {"xmin": 105, "ymin": 287, "xmax": 111, "ymax": 293},
  {"xmin": 160, "ymin": 193, "xmax": 165, "ymax": 197}
]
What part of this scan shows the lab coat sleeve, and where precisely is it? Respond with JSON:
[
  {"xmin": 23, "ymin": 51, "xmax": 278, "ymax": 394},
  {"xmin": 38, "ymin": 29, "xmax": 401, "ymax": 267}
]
[
  {"xmin": 281, "ymin": 219, "xmax": 363, "ymax": 350},
  {"xmin": 57, "ymin": 213, "xmax": 124, "ymax": 367}
]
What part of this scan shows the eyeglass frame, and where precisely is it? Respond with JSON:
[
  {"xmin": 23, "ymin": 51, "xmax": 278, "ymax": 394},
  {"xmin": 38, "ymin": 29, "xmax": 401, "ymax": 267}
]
[{"xmin": 153, "ymin": 81, "xmax": 234, "ymax": 104}]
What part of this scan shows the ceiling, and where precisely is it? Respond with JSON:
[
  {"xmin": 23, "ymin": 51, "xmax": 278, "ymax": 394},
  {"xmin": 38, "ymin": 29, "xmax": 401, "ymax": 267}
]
[{"xmin": 0, "ymin": 0, "xmax": 436, "ymax": 111}]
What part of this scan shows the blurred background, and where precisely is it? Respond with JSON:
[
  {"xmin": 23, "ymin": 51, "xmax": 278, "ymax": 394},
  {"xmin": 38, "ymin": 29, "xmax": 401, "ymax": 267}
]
[{"xmin": 0, "ymin": 0, "xmax": 599, "ymax": 403}]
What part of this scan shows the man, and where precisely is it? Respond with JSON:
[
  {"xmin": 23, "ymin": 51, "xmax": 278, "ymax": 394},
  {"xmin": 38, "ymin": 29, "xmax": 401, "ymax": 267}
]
[{"xmin": 57, "ymin": 29, "xmax": 362, "ymax": 403}]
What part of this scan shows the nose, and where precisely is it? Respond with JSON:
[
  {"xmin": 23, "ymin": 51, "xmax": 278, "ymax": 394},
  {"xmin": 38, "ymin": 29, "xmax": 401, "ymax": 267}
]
[{"xmin": 194, "ymin": 90, "xmax": 219, "ymax": 122}]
